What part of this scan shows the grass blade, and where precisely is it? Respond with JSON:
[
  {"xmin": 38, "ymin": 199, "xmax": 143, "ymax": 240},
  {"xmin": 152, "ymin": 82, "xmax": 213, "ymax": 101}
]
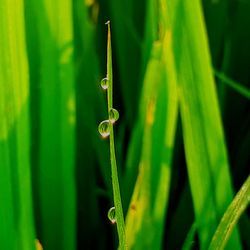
[
  {"xmin": 209, "ymin": 174, "xmax": 250, "ymax": 250},
  {"xmin": 125, "ymin": 1, "xmax": 178, "ymax": 245},
  {"xmin": 214, "ymin": 70, "xmax": 250, "ymax": 99},
  {"xmin": 24, "ymin": 1, "xmax": 76, "ymax": 249},
  {"xmin": 182, "ymin": 223, "xmax": 197, "ymax": 250},
  {"xmin": 101, "ymin": 21, "xmax": 127, "ymax": 249},
  {"xmin": 125, "ymin": 42, "xmax": 165, "ymax": 249},
  {"xmin": 0, "ymin": 0, "xmax": 36, "ymax": 249},
  {"xmin": 170, "ymin": 0, "xmax": 242, "ymax": 248}
]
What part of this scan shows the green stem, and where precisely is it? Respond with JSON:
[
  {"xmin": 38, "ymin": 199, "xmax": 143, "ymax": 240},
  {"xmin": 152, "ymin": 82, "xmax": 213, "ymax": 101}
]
[
  {"xmin": 213, "ymin": 69, "xmax": 250, "ymax": 99},
  {"xmin": 106, "ymin": 21, "xmax": 127, "ymax": 250}
]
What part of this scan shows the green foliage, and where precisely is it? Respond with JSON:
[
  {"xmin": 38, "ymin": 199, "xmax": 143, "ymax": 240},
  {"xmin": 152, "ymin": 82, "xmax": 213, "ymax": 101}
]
[
  {"xmin": 209, "ymin": 175, "xmax": 250, "ymax": 250},
  {"xmin": 0, "ymin": 1, "xmax": 35, "ymax": 249},
  {"xmin": 170, "ymin": 0, "xmax": 241, "ymax": 248},
  {"xmin": 24, "ymin": 0, "xmax": 76, "ymax": 249},
  {"xmin": 213, "ymin": 70, "xmax": 250, "ymax": 99},
  {"xmin": 99, "ymin": 22, "xmax": 126, "ymax": 249},
  {"xmin": 0, "ymin": 0, "xmax": 249, "ymax": 249}
]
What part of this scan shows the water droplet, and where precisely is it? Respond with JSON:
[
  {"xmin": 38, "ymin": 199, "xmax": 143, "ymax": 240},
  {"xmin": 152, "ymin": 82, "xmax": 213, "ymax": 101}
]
[
  {"xmin": 101, "ymin": 77, "xmax": 109, "ymax": 90},
  {"xmin": 109, "ymin": 108, "xmax": 119, "ymax": 123},
  {"xmin": 108, "ymin": 207, "xmax": 116, "ymax": 224},
  {"xmin": 98, "ymin": 120, "xmax": 111, "ymax": 138}
]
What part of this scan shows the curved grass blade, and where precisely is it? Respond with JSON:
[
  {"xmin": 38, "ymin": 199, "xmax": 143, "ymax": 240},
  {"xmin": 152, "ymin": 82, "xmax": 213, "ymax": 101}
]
[
  {"xmin": 209, "ymin": 174, "xmax": 250, "ymax": 250},
  {"xmin": 182, "ymin": 222, "xmax": 197, "ymax": 250}
]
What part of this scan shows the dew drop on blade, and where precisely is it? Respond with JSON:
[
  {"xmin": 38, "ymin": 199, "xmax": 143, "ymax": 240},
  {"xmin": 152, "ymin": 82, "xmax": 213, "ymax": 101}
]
[
  {"xmin": 108, "ymin": 207, "xmax": 116, "ymax": 224},
  {"xmin": 101, "ymin": 77, "xmax": 109, "ymax": 90},
  {"xmin": 98, "ymin": 120, "xmax": 111, "ymax": 138},
  {"xmin": 109, "ymin": 108, "xmax": 119, "ymax": 123}
]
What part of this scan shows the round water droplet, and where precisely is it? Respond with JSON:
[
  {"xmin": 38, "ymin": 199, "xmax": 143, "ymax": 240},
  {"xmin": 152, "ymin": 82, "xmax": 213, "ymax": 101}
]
[
  {"xmin": 101, "ymin": 77, "xmax": 109, "ymax": 90},
  {"xmin": 98, "ymin": 120, "xmax": 111, "ymax": 138},
  {"xmin": 109, "ymin": 108, "xmax": 119, "ymax": 123},
  {"xmin": 108, "ymin": 207, "xmax": 116, "ymax": 224}
]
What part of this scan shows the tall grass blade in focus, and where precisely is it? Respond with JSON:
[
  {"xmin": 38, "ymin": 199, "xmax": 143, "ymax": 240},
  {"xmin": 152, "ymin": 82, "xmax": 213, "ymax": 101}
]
[{"xmin": 98, "ymin": 21, "xmax": 126, "ymax": 249}]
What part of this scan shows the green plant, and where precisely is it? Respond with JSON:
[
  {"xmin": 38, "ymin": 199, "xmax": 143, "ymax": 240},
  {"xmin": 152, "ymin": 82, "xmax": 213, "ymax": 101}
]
[
  {"xmin": 214, "ymin": 70, "xmax": 250, "ymax": 99},
  {"xmin": 209, "ymin": 174, "xmax": 250, "ymax": 250},
  {"xmin": 0, "ymin": 0, "xmax": 249, "ymax": 249},
  {"xmin": 98, "ymin": 21, "xmax": 126, "ymax": 250}
]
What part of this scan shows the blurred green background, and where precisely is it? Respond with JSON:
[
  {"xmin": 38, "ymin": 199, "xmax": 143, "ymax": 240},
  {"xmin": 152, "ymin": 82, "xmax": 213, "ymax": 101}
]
[{"xmin": 0, "ymin": 0, "xmax": 249, "ymax": 249}]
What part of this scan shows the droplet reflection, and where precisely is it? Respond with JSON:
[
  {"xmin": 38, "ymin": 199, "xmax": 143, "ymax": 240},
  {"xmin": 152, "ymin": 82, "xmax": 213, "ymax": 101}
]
[
  {"xmin": 109, "ymin": 108, "xmax": 119, "ymax": 124},
  {"xmin": 108, "ymin": 206, "xmax": 116, "ymax": 224},
  {"xmin": 101, "ymin": 77, "xmax": 109, "ymax": 90},
  {"xmin": 98, "ymin": 120, "xmax": 111, "ymax": 138}
]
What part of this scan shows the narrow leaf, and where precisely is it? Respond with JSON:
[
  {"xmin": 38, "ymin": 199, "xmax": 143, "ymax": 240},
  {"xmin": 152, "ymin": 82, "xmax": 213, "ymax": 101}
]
[{"xmin": 209, "ymin": 175, "xmax": 250, "ymax": 250}]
